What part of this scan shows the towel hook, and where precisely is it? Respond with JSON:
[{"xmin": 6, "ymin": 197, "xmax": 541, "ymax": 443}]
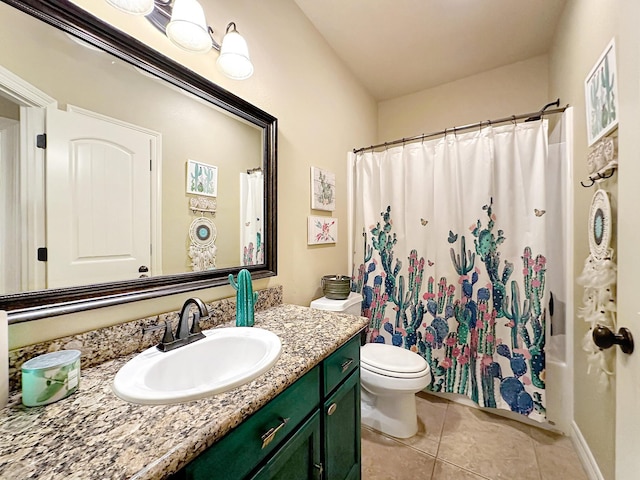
[{"xmin": 580, "ymin": 178, "xmax": 595, "ymax": 188}]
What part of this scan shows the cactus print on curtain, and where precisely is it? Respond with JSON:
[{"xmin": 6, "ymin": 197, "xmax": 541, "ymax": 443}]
[{"xmin": 349, "ymin": 121, "xmax": 550, "ymax": 422}]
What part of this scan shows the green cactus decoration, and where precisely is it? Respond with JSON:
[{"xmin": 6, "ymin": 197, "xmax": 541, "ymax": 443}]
[
  {"xmin": 503, "ymin": 281, "xmax": 531, "ymax": 351},
  {"xmin": 229, "ymin": 269, "xmax": 259, "ymax": 327},
  {"xmin": 450, "ymin": 235, "xmax": 475, "ymax": 276},
  {"xmin": 471, "ymin": 198, "xmax": 512, "ymax": 316}
]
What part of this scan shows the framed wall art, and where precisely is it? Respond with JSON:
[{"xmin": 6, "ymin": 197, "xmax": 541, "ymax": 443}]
[
  {"xmin": 585, "ymin": 38, "xmax": 619, "ymax": 146},
  {"xmin": 310, "ymin": 166, "xmax": 336, "ymax": 211},
  {"xmin": 308, "ymin": 216, "xmax": 337, "ymax": 245},
  {"xmin": 187, "ymin": 159, "xmax": 218, "ymax": 197}
]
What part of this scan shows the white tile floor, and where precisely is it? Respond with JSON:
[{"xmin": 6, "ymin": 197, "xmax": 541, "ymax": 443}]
[{"xmin": 361, "ymin": 392, "xmax": 588, "ymax": 480}]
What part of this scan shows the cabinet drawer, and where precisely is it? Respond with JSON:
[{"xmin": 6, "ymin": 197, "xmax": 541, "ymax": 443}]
[
  {"xmin": 323, "ymin": 334, "xmax": 360, "ymax": 396},
  {"xmin": 180, "ymin": 366, "xmax": 320, "ymax": 480},
  {"xmin": 250, "ymin": 411, "xmax": 321, "ymax": 480}
]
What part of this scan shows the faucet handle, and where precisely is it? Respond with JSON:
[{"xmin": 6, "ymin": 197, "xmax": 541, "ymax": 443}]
[
  {"xmin": 161, "ymin": 319, "xmax": 175, "ymax": 344},
  {"xmin": 190, "ymin": 315, "xmax": 203, "ymax": 335}
]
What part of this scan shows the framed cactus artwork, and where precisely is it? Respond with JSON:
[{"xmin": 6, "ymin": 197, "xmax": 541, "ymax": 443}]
[
  {"xmin": 310, "ymin": 167, "xmax": 336, "ymax": 211},
  {"xmin": 308, "ymin": 216, "xmax": 338, "ymax": 245},
  {"xmin": 585, "ymin": 38, "xmax": 619, "ymax": 146},
  {"xmin": 186, "ymin": 159, "xmax": 218, "ymax": 197}
]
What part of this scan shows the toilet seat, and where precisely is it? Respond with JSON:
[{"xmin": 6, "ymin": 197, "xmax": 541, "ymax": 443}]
[{"xmin": 361, "ymin": 343, "xmax": 429, "ymax": 379}]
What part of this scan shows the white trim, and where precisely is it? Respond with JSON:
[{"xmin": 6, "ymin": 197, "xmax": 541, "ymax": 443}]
[
  {"xmin": 65, "ymin": 105, "xmax": 163, "ymax": 276},
  {"xmin": 347, "ymin": 152, "xmax": 356, "ymax": 275},
  {"xmin": 564, "ymin": 107, "xmax": 576, "ymax": 431},
  {"xmin": 21, "ymin": 106, "xmax": 47, "ymax": 291},
  {"xmin": 571, "ymin": 420, "xmax": 605, "ymax": 480},
  {"xmin": 0, "ymin": 66, "xmax": 56, "ymax": 291},
  {"xmin": 0, "ymin": 65, "xmax": 56, "ymax": 108},
  {"xmin": 0, "ymin": 118, "xmax": 20, "ymax": 293}
]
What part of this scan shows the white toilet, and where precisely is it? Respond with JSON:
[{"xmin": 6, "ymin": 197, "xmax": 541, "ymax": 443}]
[{"xmin": 310, "ymin": 293, "xmax": 431, "ymax": 439}]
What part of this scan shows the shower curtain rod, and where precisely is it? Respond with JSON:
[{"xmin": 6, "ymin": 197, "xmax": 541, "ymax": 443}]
[{"xmin": 352, "ymin": 101, "xmax": 568, "ymax": 154}]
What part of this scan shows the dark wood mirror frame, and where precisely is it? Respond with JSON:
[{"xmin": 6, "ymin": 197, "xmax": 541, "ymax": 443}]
[{"xmin": 1, "ymin": 0, "xmax": 277, "ymax": 324}]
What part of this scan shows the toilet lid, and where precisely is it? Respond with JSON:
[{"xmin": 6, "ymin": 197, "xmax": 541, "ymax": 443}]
[{"xmin": 361, "ymin": 343, "xmax": 429, "ymax": 376}]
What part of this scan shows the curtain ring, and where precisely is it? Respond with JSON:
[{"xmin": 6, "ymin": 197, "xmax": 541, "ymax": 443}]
[
  {"xmin": 444, "ymin": 128, "xmax": 448, "ymax": 137},
  {"xmin": 421, "ymin": 133, "xmax": 425, "ymax": 144},
  {"xmin": 384, "ymin": 141, "xmax": 388, "ymax": 151},
  {"xmin": 511, "ymin": 115, "xmax": 517, "ymax": 125},
  {"xmin": 453, "ymin": 127, "xmax": 458, "ymax": 138}
]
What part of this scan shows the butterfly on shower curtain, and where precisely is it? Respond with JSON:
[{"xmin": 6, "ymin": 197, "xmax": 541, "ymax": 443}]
[
  {"xmin": 534, "ymin": 209, "xmax": 546, "ymax": 217},
  {"xmin": 420, "ymin": 218, "xmax": 428, "ymax": 226}
]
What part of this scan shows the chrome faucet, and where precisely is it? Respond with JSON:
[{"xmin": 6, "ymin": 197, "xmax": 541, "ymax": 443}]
[{"xmin": 157, "ymin": 298, "xmax": 208, "ymax": 352}]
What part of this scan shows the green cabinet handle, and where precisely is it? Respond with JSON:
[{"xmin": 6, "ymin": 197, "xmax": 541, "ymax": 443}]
[{"xmin": 260, "ymin": 417, "xmax": 290, "ymax": 449}]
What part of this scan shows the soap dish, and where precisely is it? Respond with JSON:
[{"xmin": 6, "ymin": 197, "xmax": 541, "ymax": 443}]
[{"xmin": 21, "ymin": 350, "xmax": 81, "ymax": 407}]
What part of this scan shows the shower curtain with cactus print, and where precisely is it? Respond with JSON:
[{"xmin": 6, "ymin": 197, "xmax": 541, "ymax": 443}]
[
  {"xmin": 240, "ymin": 170, "xmax": 264, "ymax": 266},
  {"xmin": 349, "ymin": 120, "xmax": 550, "ymax": 422}
]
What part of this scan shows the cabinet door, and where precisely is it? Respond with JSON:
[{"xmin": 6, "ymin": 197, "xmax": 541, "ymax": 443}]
[
  {"xmin": 323, "ymin": 370, "xmax": 361, "ymax": 480},
  {"xmin": 251, "ymin": 412, "xmax": 322, "ymax": 480}
]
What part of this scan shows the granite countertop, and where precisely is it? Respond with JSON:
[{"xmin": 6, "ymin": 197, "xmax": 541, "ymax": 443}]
[{"xmin": 0, "ymin": 305, "xmax": 368, "ymax": 480}]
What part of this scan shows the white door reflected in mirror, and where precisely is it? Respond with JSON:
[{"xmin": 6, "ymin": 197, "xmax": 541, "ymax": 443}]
[{"xmin": 46, "ymin": 107, "xmax": 157, "ymax": 288}]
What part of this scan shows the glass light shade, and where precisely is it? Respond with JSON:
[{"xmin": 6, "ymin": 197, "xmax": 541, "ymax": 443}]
[
  {"xmin": 165, "ymin": 0, "xmax": 212, "ymax": 53},
  {"xmin": 105, "ymin": 0, "xmax": 154, "ymax": 15},
  {"xmin": 216, "ymin": 30, "xmax": 254, "ymax": 80}
]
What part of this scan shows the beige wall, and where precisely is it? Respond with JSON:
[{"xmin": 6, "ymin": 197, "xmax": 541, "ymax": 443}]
[
  {"xmin": 377, "ymin": 55, "xmax": 549, "ymax": 142},
  {"xmin": 549, "ymin": 1, "xmax": 618, "ymax": 478},
  {"xmin": 8, "ymin": 0, "xmax": 377, "ymax": 348},
  {"xmin": 0, "ymin": 96, "xmax": 19, "ymax": 120}
]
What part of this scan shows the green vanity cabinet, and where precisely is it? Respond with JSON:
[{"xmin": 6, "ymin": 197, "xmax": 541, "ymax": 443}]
[{"xmin": 173, "ymin": 333, "xmax": 362, "ymax": 480}]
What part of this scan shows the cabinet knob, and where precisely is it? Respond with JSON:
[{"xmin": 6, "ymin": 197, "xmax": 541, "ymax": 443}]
[{"xmin": 327, "ymin": 403, "xmax": 338, "ymax": 416}]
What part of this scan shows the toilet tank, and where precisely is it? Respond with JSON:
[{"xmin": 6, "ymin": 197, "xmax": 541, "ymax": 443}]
[{"xmin": 310, "ymin": 292, "xmax": 363, "ymax": 316}]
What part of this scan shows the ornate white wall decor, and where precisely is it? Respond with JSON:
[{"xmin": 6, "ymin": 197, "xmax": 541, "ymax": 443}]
[
  {"xmin": 188, "ymin": 216, "xmax": 217, "ymax": 271},
  {"xmin": 578, "ymin": 189, "xmax": 617, "ymax": 387},
  {"xmin": 189, "ymin": 196, "xmax": 217, "ymax": 215}
]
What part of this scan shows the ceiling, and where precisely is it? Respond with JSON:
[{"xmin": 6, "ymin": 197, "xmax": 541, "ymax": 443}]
[{"xmin": 294, "ymin": 0, "xmax": 566, "ymax": 101}]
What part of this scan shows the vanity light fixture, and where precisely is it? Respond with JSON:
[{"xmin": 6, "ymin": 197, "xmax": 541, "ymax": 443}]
[
  {"xmin": 105, "ymin": 0, "xmax": 254, "ymax": 80},
  {"xmin": 165, "ymin": 0, "xmax": 211, "ymax": 53},
  {"xmin": 105, "ymin": 0, "xmax": 155, "ymax": 16}
]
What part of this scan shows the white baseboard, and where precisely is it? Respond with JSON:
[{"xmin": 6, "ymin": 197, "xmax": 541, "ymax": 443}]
[{"xmin": 571, "ymin": 420, "xmax": 604, "ymax": 480}]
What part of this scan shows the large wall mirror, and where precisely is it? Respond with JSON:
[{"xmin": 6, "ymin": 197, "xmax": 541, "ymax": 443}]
[{"xmin": 0, "ymin": 0, "xmax": 277, "ymax": 324}]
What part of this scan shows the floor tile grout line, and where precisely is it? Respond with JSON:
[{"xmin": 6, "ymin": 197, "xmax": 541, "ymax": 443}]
[
  {"xmin": 433, "ymin": 457, "xmax": 495, "ymax": 480},
  {"xmin": 433, "ymin": 402, "xmax": 495, "ymax": 480},
  {"xmin": 361, "ymin": 424, "xmax": 439, "ymax": 458},
  {"xmin": 527, "ymin": 424, "xmax": 545, "ymax": 480},
  {"xmin": 434, "ymin": 400, "xmax": 448, "ymax": 460}
]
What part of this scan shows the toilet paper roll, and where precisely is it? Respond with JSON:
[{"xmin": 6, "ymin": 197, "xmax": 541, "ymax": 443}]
[{"xmin": 0, "ymin": 311, "xmax": 7, "ymax": 408}]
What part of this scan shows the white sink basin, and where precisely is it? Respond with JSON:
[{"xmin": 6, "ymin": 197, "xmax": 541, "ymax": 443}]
[{"xmin": 112, "ymin": 327, "xmax": 281, "ymax": 405}]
